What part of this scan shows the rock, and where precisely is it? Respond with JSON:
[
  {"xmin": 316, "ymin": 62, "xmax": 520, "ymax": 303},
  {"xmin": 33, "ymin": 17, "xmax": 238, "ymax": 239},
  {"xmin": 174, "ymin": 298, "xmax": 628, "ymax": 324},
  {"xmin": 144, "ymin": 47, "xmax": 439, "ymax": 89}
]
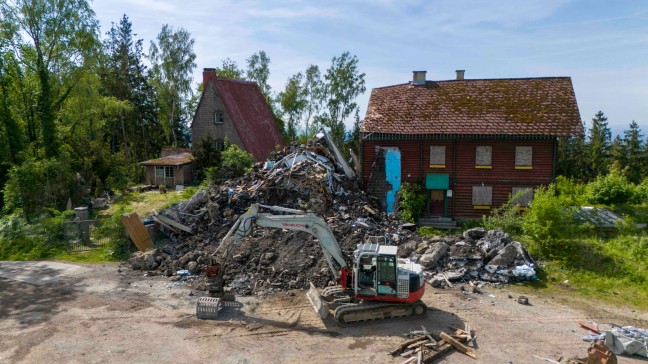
[
  {"xmin": 187, "ymin": 261, "xmax": 199, "ymax": 274},
  {"xmin": 129, "ymin": 249, "xmax": 160, "ymax": 270},
  {"xmin": 419, "ymin": 242, "xmax": 448, "ymax": 268},
  {"xmin": 398, "ymin": 240, "xmax": 418, "ymax": 257},
  {"xmin": 223, "ymin": 207, "xmax": 235, "ymax": 218},
  {"xmin": 463, "ymin": 227, "xmax": 486, "ymax": 242},
  {"xmin": 487, "ymin": 243, "xmax": 519, "ymax": 266},
  {"xmin": 182, "ymin": 189, "xmax": 208, "ymax": 212},
  {"xmin": 415, "ymin": 242, "xmax": 429, "ymax": 254}
]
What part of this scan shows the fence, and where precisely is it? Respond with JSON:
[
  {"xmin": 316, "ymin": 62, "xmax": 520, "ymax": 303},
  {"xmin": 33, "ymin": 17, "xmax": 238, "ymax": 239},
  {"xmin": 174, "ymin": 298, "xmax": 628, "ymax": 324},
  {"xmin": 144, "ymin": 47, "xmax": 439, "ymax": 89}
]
[{"xmin": 62, "ymin": 218, "xmax": 112, "ymax": 252}]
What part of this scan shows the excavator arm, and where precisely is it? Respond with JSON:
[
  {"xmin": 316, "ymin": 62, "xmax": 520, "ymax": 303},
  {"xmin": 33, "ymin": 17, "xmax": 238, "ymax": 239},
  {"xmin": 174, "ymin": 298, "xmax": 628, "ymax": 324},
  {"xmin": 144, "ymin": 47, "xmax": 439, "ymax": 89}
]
[{"xmin": 209, "ymin": 203, "xmax": 349, "ymax": 293}]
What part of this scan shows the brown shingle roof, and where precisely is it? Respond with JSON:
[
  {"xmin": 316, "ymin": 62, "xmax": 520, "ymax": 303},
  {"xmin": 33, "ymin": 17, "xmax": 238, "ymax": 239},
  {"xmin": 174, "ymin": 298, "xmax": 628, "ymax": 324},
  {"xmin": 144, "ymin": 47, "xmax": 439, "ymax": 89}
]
[
  {"xmin": 140, "ymin": 152, "xmax": 193, "ymax": 166},
  {"xmin": 361, "ymin": 77, "xmax": 584, "ymax": 136}
]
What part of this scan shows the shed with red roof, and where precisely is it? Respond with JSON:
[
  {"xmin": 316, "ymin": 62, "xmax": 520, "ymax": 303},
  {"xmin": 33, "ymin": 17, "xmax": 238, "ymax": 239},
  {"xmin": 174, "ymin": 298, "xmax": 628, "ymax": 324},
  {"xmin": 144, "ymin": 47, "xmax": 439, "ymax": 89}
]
[{"xmin": 360, "ymin": 70, "xmax": 584, "ymax": 224}]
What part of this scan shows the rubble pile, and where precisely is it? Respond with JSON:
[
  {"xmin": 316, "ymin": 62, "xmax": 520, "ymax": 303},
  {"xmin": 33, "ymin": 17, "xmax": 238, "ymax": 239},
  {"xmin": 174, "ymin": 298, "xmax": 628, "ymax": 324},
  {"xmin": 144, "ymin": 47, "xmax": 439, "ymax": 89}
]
[
  {"xmin": 399, "ymin": 227, "xmax": 537, "ymax": 288},
  {"xmin": 128, "ymin": 139, "xmax": 537, "ymax": 296}
]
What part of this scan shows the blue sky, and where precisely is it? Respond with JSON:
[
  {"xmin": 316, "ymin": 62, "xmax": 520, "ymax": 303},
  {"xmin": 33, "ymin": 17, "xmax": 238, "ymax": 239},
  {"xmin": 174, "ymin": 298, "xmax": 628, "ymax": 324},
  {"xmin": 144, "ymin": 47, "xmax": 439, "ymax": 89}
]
[{"xmin": 92, "ymin": 0, "xmax": 648, "ymax": 136}]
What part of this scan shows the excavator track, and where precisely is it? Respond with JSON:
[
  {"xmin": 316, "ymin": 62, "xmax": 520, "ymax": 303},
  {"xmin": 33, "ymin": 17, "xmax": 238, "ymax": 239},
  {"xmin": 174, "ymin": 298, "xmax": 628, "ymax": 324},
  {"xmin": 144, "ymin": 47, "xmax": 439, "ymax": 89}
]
[{"xmin": 333, "ymin": 301, "xmax": 427, "ymax": 326}]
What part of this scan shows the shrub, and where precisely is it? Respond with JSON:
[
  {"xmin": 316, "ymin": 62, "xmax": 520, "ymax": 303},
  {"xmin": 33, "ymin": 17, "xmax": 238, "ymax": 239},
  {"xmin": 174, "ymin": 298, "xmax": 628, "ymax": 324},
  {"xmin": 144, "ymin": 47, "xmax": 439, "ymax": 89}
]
[
  {"xmin": 482, "ymin": 191, "xmax": 524, "ymax": 236},
  {"xmin": 397, "ymin": 183, "xmax": 425, "ymax": 223},
  {"xmin": 585, "ymin": 165, "xmax": 634, "ymax": 205},
  {"xmin": 3, "ymin": 157, "xmax": 75, "ymax": 219},
  {"xmin": 218, "ymin": 144, "xmax": 254, "ymax": 180},
  {"xmin": 521, "ymin": 185, "xmax": 578, "ymax": 257}
]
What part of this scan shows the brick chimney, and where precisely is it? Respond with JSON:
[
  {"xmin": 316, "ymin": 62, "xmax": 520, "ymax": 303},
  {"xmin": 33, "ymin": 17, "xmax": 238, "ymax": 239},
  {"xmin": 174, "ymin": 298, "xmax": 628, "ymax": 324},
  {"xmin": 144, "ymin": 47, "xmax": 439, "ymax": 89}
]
[
  {"xmin": 456, "ymin": 70, "xmax": 465, "ymax": 80},
  {"xmin": 203, "ymin": 68, "xmax": 218, "ymax": 87},
  {"xmin": 412, "ymin": 71, "xmax": 427, "ymax": 85}
]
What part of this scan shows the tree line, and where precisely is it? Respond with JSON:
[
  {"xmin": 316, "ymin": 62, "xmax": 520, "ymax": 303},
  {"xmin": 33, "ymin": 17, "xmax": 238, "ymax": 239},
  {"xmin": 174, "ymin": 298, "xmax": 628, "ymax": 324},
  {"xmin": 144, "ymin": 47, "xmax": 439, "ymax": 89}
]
[
  {"xmin": 0, "ymin": 0, "xmax": 367, "ymax": 218},
  {"xmin": 558, "ymin": 111, "xmax": 648, "ymax": 185}
]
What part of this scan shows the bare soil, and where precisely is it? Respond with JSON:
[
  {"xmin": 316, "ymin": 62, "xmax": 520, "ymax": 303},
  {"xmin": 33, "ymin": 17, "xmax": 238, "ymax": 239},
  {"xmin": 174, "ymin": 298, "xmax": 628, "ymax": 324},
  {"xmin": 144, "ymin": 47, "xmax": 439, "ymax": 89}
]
[{"xmin": 0, "ymin": 261, "xmax": 646, "ymax": 363}]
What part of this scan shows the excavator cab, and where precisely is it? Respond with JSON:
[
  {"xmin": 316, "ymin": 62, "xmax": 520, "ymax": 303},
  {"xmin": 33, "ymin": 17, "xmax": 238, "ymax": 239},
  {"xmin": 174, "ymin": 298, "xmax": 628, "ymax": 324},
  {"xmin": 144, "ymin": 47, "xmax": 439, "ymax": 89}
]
[{"xmin": 353, "ymin": 243, "xmax": 402, "ymax": 298}]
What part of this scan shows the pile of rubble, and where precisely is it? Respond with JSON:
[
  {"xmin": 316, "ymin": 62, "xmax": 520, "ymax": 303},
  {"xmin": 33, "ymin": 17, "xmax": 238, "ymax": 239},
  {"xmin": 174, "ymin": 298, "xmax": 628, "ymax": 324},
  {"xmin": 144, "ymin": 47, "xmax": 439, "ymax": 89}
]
[
  {"xmin": 128, "ymin": 135, "xmax": 537, "ymax": 296},
  {"xmin": 399, "ymin": 227, "xmax": 537, "ymax": 288}
]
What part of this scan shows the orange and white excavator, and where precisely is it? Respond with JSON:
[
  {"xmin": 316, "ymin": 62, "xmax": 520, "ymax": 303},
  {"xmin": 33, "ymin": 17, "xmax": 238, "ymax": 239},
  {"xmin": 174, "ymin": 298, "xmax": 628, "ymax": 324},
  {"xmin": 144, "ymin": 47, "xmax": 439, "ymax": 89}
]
[{"xmin": 197, "ymin": 203, "xmax": 427, "ymax": 325}]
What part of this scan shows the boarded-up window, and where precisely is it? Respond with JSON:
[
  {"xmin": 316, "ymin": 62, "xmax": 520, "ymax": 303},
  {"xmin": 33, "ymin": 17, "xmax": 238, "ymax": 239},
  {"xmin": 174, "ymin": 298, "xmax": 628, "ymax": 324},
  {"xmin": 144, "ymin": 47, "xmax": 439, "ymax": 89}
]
[
  {"xmin": 429, "ymin": 146, "xmax": 445, "ymax": 168},
  {"xmin": 515, "ymin": 146, "xmax": 532, "ymax": 168},
  {"xmin": 472, "ymin": 186, "xmax": 492, "ymax": 206},
  {"xmin": 512, "ymin": 187, "xmax": 533, "ymax": 206},
  {"xmin": 475, "ymin": 146, "xmax": 492, "ymax": 167}
]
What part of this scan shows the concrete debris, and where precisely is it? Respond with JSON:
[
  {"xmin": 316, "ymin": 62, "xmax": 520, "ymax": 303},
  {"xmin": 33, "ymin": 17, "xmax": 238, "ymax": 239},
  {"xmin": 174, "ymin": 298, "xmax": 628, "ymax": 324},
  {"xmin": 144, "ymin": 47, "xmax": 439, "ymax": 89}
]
[{"xmin": 126, "ymin": 139, "xmax": 538, "ymax": 296}]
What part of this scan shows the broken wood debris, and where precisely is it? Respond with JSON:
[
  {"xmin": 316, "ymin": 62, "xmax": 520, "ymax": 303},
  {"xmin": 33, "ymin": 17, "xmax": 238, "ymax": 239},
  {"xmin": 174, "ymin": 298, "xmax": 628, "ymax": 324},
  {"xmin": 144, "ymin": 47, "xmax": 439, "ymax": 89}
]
[{"xmin": 390, "ymin": 327, "xmax": 477, "ymax": 363}]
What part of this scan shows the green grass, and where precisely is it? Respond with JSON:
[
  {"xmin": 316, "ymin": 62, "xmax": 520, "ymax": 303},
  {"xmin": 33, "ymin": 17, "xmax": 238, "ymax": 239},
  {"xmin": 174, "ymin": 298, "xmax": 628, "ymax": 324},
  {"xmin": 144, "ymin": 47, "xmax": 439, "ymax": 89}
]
[{"xmin": 518, "ymin": 233, "xmax": 648, "ymax": 310}]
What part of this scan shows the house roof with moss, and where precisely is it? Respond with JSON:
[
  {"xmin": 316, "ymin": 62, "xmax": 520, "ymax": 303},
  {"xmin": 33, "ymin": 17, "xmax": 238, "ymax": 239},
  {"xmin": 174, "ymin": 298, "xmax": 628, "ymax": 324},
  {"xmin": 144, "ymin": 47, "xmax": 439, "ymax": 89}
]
[
  {"xmin": 140, "ymin": 152, "xmax": 193, "ymax": 166},
  {"xmin": 361, "ymin": 77, "xmax": 584, "ymax": 137}
]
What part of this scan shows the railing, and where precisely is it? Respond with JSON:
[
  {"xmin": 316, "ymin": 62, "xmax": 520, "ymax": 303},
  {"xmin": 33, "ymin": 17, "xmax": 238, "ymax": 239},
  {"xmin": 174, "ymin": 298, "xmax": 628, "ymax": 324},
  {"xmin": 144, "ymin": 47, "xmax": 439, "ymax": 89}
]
[{"xmin": 62, "ymin": 219, "xmax": 111, "ymax": 252}]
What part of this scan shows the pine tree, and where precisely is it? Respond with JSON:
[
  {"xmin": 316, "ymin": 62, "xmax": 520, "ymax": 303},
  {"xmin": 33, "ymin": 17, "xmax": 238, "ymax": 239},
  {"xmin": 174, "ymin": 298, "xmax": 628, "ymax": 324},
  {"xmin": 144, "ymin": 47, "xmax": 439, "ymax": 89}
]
[
  {"xmin": 588, "ymin": 111, "xmax": 612, "ymax": 179},
  {"xmin": 623, "ymin": 121, "xmax": 644, "ymax": 183}
]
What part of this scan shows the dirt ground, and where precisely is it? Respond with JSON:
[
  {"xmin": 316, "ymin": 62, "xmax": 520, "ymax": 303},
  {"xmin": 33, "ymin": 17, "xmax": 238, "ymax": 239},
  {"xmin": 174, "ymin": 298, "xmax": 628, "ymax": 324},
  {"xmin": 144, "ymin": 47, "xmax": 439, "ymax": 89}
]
[{"xmin": 0, "ymin": 261, "xmax": 646, "ymax": 364}]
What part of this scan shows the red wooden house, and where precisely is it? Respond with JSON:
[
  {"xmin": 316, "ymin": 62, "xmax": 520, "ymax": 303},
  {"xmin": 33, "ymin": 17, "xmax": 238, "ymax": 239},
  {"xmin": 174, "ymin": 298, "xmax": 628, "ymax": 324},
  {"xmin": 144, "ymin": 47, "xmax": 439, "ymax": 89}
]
[{"xmin": 360, "ymin": 70, "xmax": 584, "ymax": 224}]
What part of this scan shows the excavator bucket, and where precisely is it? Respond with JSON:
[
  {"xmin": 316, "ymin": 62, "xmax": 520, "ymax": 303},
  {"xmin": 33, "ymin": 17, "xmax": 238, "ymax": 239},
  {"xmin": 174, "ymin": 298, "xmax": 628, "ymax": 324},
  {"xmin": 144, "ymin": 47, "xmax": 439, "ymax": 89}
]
[
  {"xmin": 306, "ymin": 282, "xmax": 329, "ymax": 318},
  {"xmin": 196, "ymin": 297, "xmax": 222, "ymax": 320}
]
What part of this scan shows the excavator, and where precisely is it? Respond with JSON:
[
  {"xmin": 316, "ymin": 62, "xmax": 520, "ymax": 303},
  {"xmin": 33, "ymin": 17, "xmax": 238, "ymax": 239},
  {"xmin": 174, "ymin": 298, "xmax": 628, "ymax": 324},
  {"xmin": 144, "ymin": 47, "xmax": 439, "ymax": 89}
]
[{"xmin": 196, "ymin": 203, "xmax": 427, "ymax": 325}]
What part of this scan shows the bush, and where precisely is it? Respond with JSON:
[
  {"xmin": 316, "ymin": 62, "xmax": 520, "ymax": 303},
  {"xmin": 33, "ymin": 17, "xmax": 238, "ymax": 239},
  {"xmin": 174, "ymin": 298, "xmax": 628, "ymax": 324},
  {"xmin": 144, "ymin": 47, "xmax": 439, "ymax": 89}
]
[
  {"xmin": 632, "ymin": 178, "xmax": 648, "ymax": 204},
  {"xmin": 3, "ymin": 157, "xmax": 75, "ymax": 219},
  {"xmin": 482, "ymin": 191, "xmax": 524, "ymax": 236},
  {"xmin": 217, "ymin": 143, "xmax": 255, "ymax": 181},
  {"xmin": 585, "ymin": 166, "xmax": 634, "ymax": 205},
  {"xmin": 397, "ymin": 183, "xmax": 425, "ymax": 223},
  {"xmin": 521, "ymin": 185, "xmax": 578, "ymax": 257},
  {"xmin": 0, "ymin": 210, "xmax": 74, "ymax": 260}
]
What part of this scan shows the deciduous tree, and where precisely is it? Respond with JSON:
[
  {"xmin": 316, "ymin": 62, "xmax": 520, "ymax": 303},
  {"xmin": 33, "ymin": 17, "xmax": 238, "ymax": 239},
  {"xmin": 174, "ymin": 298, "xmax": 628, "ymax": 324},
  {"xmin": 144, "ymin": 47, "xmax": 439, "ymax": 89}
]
[{"xmin": 149, "ymin": 24, "xmax": 196, "ymax": 147}]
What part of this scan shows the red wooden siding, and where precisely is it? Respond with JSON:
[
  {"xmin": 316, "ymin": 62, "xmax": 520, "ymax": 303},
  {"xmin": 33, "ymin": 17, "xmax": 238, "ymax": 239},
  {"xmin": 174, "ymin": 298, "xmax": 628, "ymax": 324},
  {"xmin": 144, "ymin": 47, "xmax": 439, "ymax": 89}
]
[{"xmin": 361, "ymin": 138, "xmax": 556, "ymax": 219}]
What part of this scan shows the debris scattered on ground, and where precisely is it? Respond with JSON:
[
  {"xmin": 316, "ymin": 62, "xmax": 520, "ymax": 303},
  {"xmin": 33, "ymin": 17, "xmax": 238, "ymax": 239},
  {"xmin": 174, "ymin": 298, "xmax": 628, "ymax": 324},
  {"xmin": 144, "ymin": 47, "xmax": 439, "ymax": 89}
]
[
  {"xmin": 126, "ymin": 137, "xmax": 539, "ymax": 297},
  {"xmin": 390, "ymin": 325, "xmax": 477, "ymax": 363},
  {"xmin": 566, "ymin": 340, "xmax": 618, "ymax": 364},
  {"xmin": 578, "ymin": 321, "xmax": 647, "ymax": 359}
]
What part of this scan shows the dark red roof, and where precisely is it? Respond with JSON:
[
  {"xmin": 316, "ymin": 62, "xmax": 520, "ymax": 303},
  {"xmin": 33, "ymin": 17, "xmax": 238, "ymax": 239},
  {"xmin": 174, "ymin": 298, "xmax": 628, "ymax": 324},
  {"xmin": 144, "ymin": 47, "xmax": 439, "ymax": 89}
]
[
  {"xmin": 202, "ymin": 72, "xmax": 285, "ymax": 161},
  {"xmin": 361, "ymin": 77, "xmax": 584, "ymax": 136}
]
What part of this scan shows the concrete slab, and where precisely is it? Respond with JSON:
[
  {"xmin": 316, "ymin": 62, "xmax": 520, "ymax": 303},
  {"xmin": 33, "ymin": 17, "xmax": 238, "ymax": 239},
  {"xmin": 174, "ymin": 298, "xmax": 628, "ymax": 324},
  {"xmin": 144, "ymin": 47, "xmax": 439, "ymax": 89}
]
[{"xmin": 0, "ymin": 261, "xmax": 91, "ymax": 286}]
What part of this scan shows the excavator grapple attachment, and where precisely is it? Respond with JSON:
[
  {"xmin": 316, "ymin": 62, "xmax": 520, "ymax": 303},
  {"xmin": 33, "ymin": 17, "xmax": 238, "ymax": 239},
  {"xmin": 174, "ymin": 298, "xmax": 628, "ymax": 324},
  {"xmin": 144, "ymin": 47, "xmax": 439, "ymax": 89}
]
[
  {"xmin": 306, "ymin": 282, "xmax": 329, "ymax": 318},
  {"xmin": 196, "ymin": 297, "xmax": 221, "ymax": 320}
]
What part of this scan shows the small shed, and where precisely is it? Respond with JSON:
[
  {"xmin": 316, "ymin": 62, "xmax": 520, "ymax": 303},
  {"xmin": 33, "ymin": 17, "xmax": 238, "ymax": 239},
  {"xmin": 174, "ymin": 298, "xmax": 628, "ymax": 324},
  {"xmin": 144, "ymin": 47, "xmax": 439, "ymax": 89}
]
[{"xmin": 140, "ymin": 148, "xmax": 194, "ymax": 188}]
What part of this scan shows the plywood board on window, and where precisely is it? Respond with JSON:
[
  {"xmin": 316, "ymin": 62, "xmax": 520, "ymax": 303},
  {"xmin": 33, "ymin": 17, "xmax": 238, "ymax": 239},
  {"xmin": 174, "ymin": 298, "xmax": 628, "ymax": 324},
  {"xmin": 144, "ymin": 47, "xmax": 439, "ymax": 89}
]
[
  {"xmin": 476, "ymin": 146, "xmax": 492, "ymax": 166},
  {"xmin": 429, "ymin": 146, "xmax": 446, "ymax": 167},
  {"xmin": 472, "ymin": 186, "xmax": 492, "ymax": 205},
  {"xmin": 512, "ymin": 187, "xmax": 533, "ymax": 206},
  {"xmin": 515, "ymin": 146, "xmax": 533, "ymax": 166}
]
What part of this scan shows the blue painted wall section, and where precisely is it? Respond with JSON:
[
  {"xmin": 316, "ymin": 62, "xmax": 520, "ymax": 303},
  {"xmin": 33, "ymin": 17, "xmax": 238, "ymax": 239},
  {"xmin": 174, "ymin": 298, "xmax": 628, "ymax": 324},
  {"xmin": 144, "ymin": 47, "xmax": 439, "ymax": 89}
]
[{"xmin": 384, "ymin": 148, "xmax": 401, "ymax": 213}]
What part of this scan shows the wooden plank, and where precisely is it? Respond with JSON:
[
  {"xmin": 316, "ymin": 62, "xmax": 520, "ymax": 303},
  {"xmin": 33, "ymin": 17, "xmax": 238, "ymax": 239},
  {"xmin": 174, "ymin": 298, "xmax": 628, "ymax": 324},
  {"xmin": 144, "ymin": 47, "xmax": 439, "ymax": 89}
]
[
  {"xmin": 153, "ymin": 210, "xmax": 193, "ymax": 234},
  {"xmin": 121, "ymin": 213, "xmax": 154, "ymax": 252},
  {"xmin": 422, "ymin": 342, "xmax": 452, "ymax": 364},
  {"xmin": 439, "ymin": 332, "xmax": 477, "ymax": 359},
  {"xmin": 390, "ymin": 336, "xmax": 428, "ymax": 356}
]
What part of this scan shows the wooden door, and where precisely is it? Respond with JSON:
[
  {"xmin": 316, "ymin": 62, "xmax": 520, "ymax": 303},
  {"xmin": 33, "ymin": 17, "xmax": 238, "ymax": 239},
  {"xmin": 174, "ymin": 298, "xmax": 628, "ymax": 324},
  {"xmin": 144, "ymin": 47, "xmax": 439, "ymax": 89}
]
[{"xmin": 430, "ymin": 190, "xmax": 444, "ymax": 216}]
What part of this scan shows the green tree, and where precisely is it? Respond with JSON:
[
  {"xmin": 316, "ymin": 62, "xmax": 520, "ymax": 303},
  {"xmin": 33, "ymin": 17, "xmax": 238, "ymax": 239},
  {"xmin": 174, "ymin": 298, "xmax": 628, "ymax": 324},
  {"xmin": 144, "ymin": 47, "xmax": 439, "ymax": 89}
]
[
  {"xmin": 0, "ymin": 52, "xmax": 24, "ymax": 164},
  {"xmin": 246, "ymin": 50, "xmax": 272, "ymax": 105},
  {"xmin": 557, "ymin": 133, "xmax": 588, "ymax": 181},
  {"xmin": 101, "ymin": 14, "xmax": 161, "ymax": 180},
  {"xmin": 216, "ymin": 58, "xmax": 244, "ymax": 80},
  {"xmin": 303, "ymin": 64, "xmax": 323, "ymax": 136},
  {"xmin": 277, "ymin": 72, "xmax": 306, "ymax": 142},
  {"xmin": 149, "ymin": 24, "xmax": 196, "ymax": 147},
  {"xmin": 1, "ymin": 0, "xmax": 99, "ymax": 158},
  {"xmin": 588, "ymin": 111, "xmax": 612, "ymax": 178},
  {"xmin": 623, "ymin": 121, "xmax": 644, "ymax": 183},
  {"xmin": 321, "ymin": 52, "xmax": 366, "ymax": 145}
]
